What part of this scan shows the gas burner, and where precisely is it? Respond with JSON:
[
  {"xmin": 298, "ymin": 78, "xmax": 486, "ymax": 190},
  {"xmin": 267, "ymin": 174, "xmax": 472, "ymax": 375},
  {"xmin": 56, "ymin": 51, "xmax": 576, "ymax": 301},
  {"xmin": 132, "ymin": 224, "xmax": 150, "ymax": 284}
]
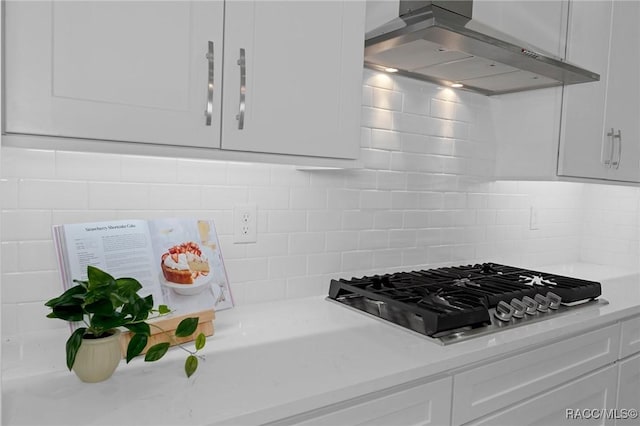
[
  {"xmin": 452, "ymin": 277, "xmax": 480, "ymax": 287},
  {"xmin": 519, "ymin": 274, "xmax": 557, "ymax": 286},
  {"xmin": 328, "ymin": 263, "xmax": 604, "ymax": 344}
]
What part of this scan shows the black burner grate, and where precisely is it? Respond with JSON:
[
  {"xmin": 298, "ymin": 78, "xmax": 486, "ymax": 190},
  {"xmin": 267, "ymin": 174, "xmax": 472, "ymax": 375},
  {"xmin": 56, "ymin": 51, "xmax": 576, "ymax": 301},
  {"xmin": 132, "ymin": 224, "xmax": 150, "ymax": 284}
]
[{"xmin": 328, "ymin": 263, "xmax": 602, "ymax": 337}]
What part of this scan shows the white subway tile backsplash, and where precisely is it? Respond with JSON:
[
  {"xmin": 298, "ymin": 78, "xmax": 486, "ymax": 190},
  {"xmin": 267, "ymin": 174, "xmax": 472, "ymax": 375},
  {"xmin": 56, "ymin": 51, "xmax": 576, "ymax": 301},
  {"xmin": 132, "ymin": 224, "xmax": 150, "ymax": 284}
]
[
  {"xmin": 371, "ymin": 87, "xmax": 403, "ymax": 111},
  {"xmin": 1, "ymin": 242, "xmax": 19, "ymax": 273},
  {"xmin": 360, "ymin": 190, "xmax": 392, "ymax": 210},
  {"xmin": 1, "ymin": 179, "xmax": 19, "ymax": 209},
  {"xmin": 325, "ymin": 231, "xmax": 359, "ymax": 252},
  {"xmin": 289, "ymin": 232, "xmax": 325, "ymax": 254},
  {"xmin": 18, "ymin": 180, "xmax": 88, "ymax": 209},
  {"xmin": 307, "ymin": 252, "xmax": 342, "ymax": 275},
  {"xmin": 240, "ymin": 280, "xmax": 287, "ymax": 305},
  {"xmin": 359, "ymin": 230, "xmax": 389, "ymax": 250},
  {"xmin": 2, "ymin": 210, "xmax": 52, "ymax": 241},
  {"xmin": 121, "ymin": 155, "xmax": 177, "ymax": 183},
  {"xmin": 373, "ymin": 249, "xmax": 402, "ymax": 269},
  {"xmin": 226, "ymin": 162, "xmax": 270, "ymax": 186},
  {"xmin": 176, "ymin": 158, "xmax": 227, "ymax": 185},
  {"xmin": 308, "ymin": 210, "xmax": 342, "ymax": 232},
  {"xmin": 3, "ymin": 71, "xmax": 639, "ymax": 343},
  {"xmin": 342, "ymin": 251, "xmax": 374, "ymax": 272},
  {"xmin": 267, "ymin": 211, "xmax": 307, "ymax": 233},
  {"xmin": 18, "ymin": 241, "xmax": 58, "ymax": 272},
  {"xmin": 245, "ymin": 233, "xmax": 288, "ymax": 258},
  {"xmin": 371, "ymin": 129, "xmax": 401, "ymax": 151},
  {"xmin": 1, "ymin": 148, "xmax": 56, "ymax": 179},
  {"xmin": 148, "ymin": 184, "xmax": 201, "ymax": 210},
  {"xmin": 1, "ymin": 271, "xmax": 61, "ymax": 303},
  {"xmin": 327, "ymin": 189, "xmax": 360, "ymax": 210},
  {"xmin": 268, "ymin": 255, "xmax": 307, "ymax": 279},
  {"xmin": 225, "ymin": 258, "xmax": 269, "ymax": 283},
  {"xmin": 201, "ymin": 186, "xmax": 248, "ymax": 210},
  {"xmin": 360, "ymin": 148, "xmax": 391, "ymax": 170},
  {"xmin": 88, "ymin": 182, "xmax": 150, "ymax": 210},
  {"xmin": 56, "ymin": 151, "xmax": 122, "ymax": 181}
]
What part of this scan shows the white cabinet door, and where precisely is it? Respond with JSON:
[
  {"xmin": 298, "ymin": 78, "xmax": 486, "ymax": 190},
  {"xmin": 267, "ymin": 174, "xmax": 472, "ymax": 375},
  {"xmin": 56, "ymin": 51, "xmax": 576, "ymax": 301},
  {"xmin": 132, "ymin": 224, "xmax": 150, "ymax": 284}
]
[
  {"xmin": 267, "ymin": 377, "xmax": 452, "ymax": 426},
  {"xmin": 558, "ymin": 0, "xmax": 613, "ymax": 180},
  {"xmin": 559, "ymin": 0, "xmax": 640, "ymax": 183},
  {"xmin": 616, "ymin": 354, "xmax": 640, "ymax": 426},
  {"xmin": 4, "ymin": 1, "xmax": 223, "ymax": 148},
  {"xmin": 620, "ymin": 316, "xmax": 640, "ymax": 359},
  {"xmin": 467, "ymin": 365, "xmax": 618, "ymax": 426},
  {"xmin": 601, "ymin": 1, "xmax": 640, "ymax": 183},
  {"xmin": 221, "ymin": 1, "xmax": 364, "ymax": 160}
]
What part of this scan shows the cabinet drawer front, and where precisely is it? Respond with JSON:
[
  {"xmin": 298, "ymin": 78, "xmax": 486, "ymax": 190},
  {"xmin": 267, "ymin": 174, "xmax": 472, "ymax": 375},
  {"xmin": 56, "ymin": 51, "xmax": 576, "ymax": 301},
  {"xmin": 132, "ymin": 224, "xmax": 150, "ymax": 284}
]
[
  {"xmin": 616, "ymin": 353, "xmax": 640, "ymax": 426},
  {"xmin": 452, "ymin": 324, "xmax": 620, "ymax": 425},
  {"xmin": 273, "ymin": 377, "xmax": 452, "ymax": 426},
  {"xmin": 620, "ymin": 316, "xmax": 640, "ymax": 358},
  {"xmin": 467, "ymin": 365, "xmax": 618, "ymax": 426}
]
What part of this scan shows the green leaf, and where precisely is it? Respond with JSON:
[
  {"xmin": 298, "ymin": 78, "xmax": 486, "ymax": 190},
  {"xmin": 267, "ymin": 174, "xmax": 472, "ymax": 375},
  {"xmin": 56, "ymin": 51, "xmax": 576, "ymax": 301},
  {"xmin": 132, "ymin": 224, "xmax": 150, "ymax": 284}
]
[
  {"xmin": 175, "ymin": 317, "xmax": 199, "ymax": 338},
  {"xmin": 195, "ymin": 333, "xmax": 206, "ymax": 351},
  {"xmin": 65, "ymin": 327, "xmax": 86, "ymax": 370},
  {"xmin": 48, "ymin": 304, "xmax": 84, "ymax": 322},
  {"xmin": 84, "ymin": 298, "xmax": 114, "ymax": 315},
  {"xmin": 144, "ymin": 342, "xmax": 170, "ymax": 362},
  {"xmin": 185, "ymin": 355, "xmax": 198, "ymax": 378},
  {"xmin": 115, "ymin": 277, "xmax": 142, "ymax": 294},
  {"xmin": 44, "ymin": 285, "xmax": 86, "ymax": 307},
  {"xmin": 158, "ymin": 305, "xmax": 171, "ymax": 315},
  {"xmin": 124, "ymin": 322, "xmax": 150, "ymax": 336},
  {"xmin": 87, "ymin": 265, "xmax": 116, "ymax": 290},
  {"xmin": 126, "ymin": 334, "xmax": 148, "ymax": 363},
  {"xmin": 90, "ymin": 312, "xmax": 126, "ymax": 330}
]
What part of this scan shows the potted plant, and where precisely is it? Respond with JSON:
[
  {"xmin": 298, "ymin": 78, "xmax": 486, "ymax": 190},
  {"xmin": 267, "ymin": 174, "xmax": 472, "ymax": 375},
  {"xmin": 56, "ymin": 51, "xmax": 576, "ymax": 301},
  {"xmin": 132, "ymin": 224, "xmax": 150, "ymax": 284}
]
[{"xmin": 45, "ymin": 265, "xmax": 206, "ymax": 382}]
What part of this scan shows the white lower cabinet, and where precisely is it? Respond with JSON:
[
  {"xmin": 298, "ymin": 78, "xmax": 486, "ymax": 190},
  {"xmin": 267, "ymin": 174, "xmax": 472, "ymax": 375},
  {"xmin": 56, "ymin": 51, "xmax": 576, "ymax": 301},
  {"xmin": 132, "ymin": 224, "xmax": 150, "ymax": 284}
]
[
  {"xmin": 269, "ymin": 377, "xmax": 452, "ymax": 426},
  {"xmin": 620, "ymin": 316, "xmax": 640, "ymax": 359},
  {"xmin": 452, "ymin": 324, "xmax": 620, "ymax": 425},
  {"xmin": 616, "ymin": 353, "xmax": 640, "ymax": 426},
  {"xmin": 466, "ymin": 365, "xmax": 618, "ymax": 426}
]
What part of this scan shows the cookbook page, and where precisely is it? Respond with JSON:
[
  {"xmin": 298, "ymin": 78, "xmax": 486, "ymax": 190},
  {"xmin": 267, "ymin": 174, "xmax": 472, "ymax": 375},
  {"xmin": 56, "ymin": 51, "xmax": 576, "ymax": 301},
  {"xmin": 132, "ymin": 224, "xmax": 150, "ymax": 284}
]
[
  {"xmin": 60, "ymin": 219, "xmax": 163, "ymax": 305},
  {"xmin": 148, "ymin": 218, "xmax": 234, "ymax": 314}
]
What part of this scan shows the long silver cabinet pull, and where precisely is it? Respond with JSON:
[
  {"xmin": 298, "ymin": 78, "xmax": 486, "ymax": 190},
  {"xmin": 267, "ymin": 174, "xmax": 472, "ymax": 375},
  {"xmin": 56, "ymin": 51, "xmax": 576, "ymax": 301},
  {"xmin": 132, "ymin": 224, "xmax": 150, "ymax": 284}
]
[
  {"xmin": 604, "ymin": 128, "xmax": 615, "ymax": 168},
  {"xmin": 236, "ymin": 48, "xmax": 246, "ymax": 130},
  {"xmin": 205, "ymin": 41, "xmax": 214, "ymax": 126},
  {"xmin": 612, "ymin": 129, "xmax": 622, "ymax": 169}
]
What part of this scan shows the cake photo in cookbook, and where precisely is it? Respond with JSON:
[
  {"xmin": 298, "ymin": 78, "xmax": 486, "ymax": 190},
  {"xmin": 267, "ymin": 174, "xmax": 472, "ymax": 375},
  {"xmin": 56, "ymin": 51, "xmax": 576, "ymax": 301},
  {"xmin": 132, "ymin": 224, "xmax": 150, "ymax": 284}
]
[{"xmin": 52, "ymin": 218, "xmax": 234, "ymax": 319}]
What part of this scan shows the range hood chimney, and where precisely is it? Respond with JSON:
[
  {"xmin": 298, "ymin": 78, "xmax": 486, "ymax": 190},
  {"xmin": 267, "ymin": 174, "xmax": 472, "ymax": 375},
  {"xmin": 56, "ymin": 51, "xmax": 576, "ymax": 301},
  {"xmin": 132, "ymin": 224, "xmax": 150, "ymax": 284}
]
[{"xmin": 364, "ymin": 0, "xmax": 599, "ymax": 95}]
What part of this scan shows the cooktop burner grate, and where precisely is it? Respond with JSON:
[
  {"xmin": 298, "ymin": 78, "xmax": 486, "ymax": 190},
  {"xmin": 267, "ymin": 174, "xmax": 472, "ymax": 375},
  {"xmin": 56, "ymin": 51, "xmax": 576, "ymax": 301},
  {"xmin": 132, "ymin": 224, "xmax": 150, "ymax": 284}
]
[{"xmin": 328, "ymin": 263, "xmax": 602, "ymax": 340}]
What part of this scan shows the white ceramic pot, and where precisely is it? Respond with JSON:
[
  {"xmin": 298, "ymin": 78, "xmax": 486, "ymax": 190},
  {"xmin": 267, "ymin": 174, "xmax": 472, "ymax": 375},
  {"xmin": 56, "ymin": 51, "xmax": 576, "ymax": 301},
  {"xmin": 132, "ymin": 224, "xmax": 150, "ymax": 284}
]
[{"xmin": 72, "ymin": 329, "xmax": 122, "ymax": 383}]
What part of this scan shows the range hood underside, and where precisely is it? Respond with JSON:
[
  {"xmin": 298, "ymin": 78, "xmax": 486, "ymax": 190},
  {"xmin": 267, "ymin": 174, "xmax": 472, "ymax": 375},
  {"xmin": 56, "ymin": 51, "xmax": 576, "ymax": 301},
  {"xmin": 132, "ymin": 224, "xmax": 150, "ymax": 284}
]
[{"xmin": 364, "ymin": 10, "xmax": 599, "ymax": 96}]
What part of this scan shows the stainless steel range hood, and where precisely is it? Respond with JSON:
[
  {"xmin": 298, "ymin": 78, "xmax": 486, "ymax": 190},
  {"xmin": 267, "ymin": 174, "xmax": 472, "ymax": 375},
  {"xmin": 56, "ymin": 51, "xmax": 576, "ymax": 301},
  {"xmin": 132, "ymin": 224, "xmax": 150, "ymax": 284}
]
[{"xmin": 364, "ymin": 0, "xmax": 600, "ymax": 95}]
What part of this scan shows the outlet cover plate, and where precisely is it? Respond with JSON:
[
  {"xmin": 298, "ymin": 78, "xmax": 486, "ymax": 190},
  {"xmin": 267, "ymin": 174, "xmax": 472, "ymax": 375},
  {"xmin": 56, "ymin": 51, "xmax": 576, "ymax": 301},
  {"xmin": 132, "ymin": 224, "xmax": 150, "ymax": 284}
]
[{"xmin": 234, "ymin": 204, "xmax": 257, "ymax": 243}]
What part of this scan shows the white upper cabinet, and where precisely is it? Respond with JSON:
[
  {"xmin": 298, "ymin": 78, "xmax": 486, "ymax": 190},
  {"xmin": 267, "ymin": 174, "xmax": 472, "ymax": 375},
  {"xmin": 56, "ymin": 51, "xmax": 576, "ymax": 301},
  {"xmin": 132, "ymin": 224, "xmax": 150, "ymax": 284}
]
[
  {"xmin": 4, "ymin": 1, "xmax": 224, "ymax": 148},
  {"xmin": 559, "ymin": 0, "xmax": 640, "ymax": 183},
  {"xmin": 472, "ymin": 0, "xmax": 568, "ymax": 57},
  {"xmin": 4, "ymin": 1, "xmax": 365, "ymax": 162},
  {"xmin": 221, "ymin": 1, "xmax": 364, "ymax": 159}
]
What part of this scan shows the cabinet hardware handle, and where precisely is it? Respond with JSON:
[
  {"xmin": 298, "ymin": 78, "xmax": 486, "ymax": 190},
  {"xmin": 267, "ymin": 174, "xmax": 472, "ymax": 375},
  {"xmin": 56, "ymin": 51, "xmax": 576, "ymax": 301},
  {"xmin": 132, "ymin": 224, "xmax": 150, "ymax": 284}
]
[
  {"xmin": 205, "ymin": 41, "xmax": 214, "ymax": 126},
  {"xmin": 236, "ymin": 48, "xmax": 246, "ymax": 130},
  {"xmin": 612, "ymin": 129, "xmax": 622, "ymax": 169},
  {"xmin": 604, "ymin": 128, "xmax": 615, "ymax": 168}
]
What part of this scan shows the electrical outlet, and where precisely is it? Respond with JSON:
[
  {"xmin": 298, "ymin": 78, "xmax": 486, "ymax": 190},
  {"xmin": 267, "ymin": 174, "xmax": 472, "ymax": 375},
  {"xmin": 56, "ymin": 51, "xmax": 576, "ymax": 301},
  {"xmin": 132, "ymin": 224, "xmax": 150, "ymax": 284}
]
[
  {"xmin": 529, "ymin": 206, "xmax": 540, "ymax": 230},
  {"xmin": 234, "ymin": 204, "xmax": 257, "ymax": 243}
]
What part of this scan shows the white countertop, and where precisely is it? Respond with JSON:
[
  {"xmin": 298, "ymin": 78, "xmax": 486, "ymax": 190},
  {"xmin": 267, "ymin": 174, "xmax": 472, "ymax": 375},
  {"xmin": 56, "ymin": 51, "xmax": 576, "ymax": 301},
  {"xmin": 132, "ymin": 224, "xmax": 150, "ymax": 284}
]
[{"xmin": 2, "ymin": 264, "xmax": 640, "ymax": 426}]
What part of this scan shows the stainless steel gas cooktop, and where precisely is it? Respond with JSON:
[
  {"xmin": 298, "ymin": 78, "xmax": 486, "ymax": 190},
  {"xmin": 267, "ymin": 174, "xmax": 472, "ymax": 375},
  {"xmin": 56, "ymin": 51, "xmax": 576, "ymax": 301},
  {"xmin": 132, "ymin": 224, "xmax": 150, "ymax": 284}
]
[{"xmin": 328, "ymin": 263, "xmax": 608, "ymax": 344}]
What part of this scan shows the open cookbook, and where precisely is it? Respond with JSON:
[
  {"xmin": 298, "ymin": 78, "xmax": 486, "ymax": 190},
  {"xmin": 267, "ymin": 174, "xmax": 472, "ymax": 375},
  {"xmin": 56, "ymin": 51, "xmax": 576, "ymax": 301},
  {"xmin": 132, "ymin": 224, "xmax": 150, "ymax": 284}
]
[{"xmin": 52, "ymin": 218, "xmax": 234, "ymax": 321}]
